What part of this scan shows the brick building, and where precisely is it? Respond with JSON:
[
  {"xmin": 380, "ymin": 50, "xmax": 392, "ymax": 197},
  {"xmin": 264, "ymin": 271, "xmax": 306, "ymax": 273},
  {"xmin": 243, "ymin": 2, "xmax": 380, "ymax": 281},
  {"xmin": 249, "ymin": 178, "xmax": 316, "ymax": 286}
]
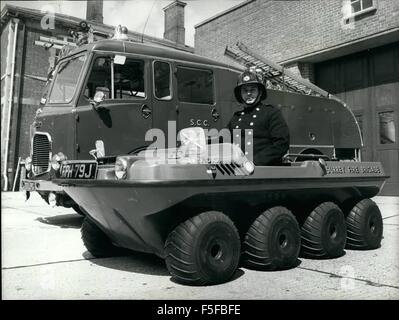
[
  {"xmin": 195, "ymin": 0, "xmax": 399, "ymax": 195},
  {"xmin": 1, "ymin": 0, "xmax": 192, "ymax": 190}
]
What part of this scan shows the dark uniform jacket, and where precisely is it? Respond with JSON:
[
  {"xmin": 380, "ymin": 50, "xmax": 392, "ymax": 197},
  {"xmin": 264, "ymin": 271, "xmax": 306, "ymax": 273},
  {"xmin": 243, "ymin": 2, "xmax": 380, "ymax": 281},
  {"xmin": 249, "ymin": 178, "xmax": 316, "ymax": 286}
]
[{"xmin": 227, "ymin": 102, "xmax": 290, "ymax": 165}]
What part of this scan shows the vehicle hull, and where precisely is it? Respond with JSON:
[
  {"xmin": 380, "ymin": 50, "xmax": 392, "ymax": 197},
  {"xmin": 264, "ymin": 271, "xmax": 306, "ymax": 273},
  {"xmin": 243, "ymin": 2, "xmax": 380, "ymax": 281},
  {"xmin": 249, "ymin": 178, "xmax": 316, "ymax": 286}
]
[{"xmin": 54, "ymin": 161, "xmax": 387, "ymax": 258}]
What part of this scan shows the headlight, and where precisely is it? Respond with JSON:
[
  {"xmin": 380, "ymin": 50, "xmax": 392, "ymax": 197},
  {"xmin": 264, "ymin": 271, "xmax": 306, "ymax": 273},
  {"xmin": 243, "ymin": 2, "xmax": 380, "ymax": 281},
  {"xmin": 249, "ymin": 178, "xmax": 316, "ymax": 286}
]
[
  {"xmin": 25, "ymin": 156, "xmax": 32, "ymax": 171},
  {"xmin": 51, "ymin": 152, "xmax": 67, "ymax": 171},
  {"xmin": 115, "ymin": 157, "xmax": 128, "ymax": 179}
]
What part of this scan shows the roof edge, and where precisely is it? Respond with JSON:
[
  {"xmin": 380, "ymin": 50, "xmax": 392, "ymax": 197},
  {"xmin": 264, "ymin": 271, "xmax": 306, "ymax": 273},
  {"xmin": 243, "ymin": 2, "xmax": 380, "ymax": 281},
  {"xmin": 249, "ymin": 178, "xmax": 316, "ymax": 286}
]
[
  {"xmin": 1, "ymin": 4, "xmax": 194, "ymax": 52},
  {"xmin": 194, "ymin": 0, "xmax": 256, "ymax": 29},
  {"xmin": 280, "ymin": 26, "xmax": 399, "ymax": 65}
]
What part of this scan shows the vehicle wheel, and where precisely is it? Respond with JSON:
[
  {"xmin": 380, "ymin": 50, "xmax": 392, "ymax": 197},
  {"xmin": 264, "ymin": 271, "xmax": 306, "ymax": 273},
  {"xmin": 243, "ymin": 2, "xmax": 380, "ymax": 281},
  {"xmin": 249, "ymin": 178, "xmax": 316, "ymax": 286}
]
[
  {"xmin": 72, "ymin": 204, "xmax": 86, "ymax": 216},
  {"xmin": 300, "ymin": 202, "xmax": 346, "ymax": 259},
  {"xmin": 81, "ymin": 218, "xmax": 120, "ymax": 258},
  {"xmin": 346, "ymin": 199, "xmax": 383, "ymax": 250},
  {"xmin": 165, "ymin": 211, "xmax": 241, "ymax": 286},
  {"xmin": 243, "ymin": 206, "xmax": 300, "ymax": 270}
]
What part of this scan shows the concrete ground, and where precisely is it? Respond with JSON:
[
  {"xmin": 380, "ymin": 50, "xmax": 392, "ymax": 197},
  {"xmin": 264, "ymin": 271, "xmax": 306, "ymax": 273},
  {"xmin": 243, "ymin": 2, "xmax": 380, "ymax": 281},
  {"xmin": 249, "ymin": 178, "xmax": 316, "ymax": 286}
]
[{"xmin": 2, "ymin": 191, "xmax": 399, "ymax": 300}]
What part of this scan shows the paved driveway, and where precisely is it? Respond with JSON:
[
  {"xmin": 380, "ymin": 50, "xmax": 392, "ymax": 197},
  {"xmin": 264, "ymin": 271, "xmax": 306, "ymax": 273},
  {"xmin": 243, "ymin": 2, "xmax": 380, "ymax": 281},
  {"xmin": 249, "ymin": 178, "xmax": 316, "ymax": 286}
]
[{"xmin": 2, "ymin": 192, "xmax": 398, "ymax": 300}]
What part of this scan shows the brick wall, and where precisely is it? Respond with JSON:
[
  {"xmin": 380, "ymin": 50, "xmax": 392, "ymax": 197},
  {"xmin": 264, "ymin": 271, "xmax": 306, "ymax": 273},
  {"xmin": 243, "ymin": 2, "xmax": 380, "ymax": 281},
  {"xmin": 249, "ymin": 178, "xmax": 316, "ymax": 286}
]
[
  {"xmin": 1, "ymin": 22, "xmax": 9, "ymax": 99},
  {"xmin": 23, "ymin": 28, "xmax": 53, "ymax": 76},
  {"xmin": 11, "ymin": 26, "xmax": 55, "ymax": 182},
  {"xmin": 1, "ymin": 22, "xmax": 10, "ymax": 188},
  {"xmin": 195, "ymin": 0, "xmax": 399, "ymax": 65},
  {"xmin": 3, "ymin": 23, "xmax": 59, "ymax": 189}
]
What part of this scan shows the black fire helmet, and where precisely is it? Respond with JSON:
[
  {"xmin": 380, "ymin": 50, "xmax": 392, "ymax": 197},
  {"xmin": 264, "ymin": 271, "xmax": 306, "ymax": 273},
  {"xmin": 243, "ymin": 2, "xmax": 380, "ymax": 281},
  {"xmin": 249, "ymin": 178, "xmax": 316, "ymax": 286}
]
[{"xmin": 234, "ymin": 69, "xmax": 267, "ymax": 103}]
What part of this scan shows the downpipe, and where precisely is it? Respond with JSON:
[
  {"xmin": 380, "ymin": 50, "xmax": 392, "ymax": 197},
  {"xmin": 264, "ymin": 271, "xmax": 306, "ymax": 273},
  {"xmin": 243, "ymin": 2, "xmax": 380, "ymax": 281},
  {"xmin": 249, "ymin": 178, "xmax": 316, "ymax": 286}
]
[{"xmin": 2, "ymin": 18, "xmax": 19, "ymax": 191}]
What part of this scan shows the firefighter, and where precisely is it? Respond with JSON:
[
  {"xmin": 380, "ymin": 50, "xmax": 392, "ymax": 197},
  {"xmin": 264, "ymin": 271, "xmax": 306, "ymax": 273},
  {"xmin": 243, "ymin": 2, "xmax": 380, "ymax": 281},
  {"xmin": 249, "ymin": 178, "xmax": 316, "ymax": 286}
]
[{"xmin": 227, "ymin": 69, "xmax": 290, "ymax": 165}]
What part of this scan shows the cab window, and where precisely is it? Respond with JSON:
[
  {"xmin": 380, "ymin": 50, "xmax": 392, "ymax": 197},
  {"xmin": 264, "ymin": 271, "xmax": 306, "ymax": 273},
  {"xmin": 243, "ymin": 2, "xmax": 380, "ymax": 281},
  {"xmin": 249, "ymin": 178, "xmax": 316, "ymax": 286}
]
[
  {"xmin": 84, "ymin": 56, "xmax": 145, "ymax": 100},
  {"xmin": 48, "ymin": 55, "xmax": 86, "ymax": 104},
  {"xmin": 154, "ymin": 61, "xmax": 171, "ymax": 100},
  {"xmin": 177, "ymin": 66, "xmax": 214, "ymax": 104}
]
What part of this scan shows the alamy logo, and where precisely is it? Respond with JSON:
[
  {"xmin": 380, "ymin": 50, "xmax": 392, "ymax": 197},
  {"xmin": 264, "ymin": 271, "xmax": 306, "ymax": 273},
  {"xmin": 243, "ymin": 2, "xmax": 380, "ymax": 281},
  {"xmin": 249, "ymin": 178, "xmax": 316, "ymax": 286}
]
[
  {"xmin": 339, "ymin": 265, "xmax": 356, "ymax": 290},
  {"xmin": 40, "ymin": 5, "xmax": 55, "ymax": 30},
  {"xmin": 143, "ymin": 122, "xmax": 254, "ymax": 166}
]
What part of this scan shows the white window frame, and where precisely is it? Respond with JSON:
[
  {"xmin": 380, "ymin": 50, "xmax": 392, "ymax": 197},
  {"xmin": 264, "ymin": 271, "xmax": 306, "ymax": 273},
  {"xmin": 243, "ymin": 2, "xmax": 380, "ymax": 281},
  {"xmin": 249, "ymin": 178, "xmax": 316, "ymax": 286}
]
[{"xmin": 349, "ymin": 0, "xmax": 377, "ymax": 18}]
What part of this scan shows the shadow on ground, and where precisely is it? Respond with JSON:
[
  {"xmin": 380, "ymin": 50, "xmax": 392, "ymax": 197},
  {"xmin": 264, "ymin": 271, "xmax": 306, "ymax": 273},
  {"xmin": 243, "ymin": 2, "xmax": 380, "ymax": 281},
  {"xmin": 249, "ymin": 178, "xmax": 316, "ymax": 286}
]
[
  {"xmin": 82, "ymin": 250, "xmax": 170, "ymax": 276},
  {"xmin": 241, "ymin": 258, "xmax": 302, "ymax": 272},
  {"xmin": 299, "ymin": 250, "xmax": 347, "ymax": 260},
  {"xmin": 36, "ymin": 214, "xmax": 84, "ymax": 229},
  {"xmin": 168, "ymin": 268, "xmax": 245, "ymax": 286},
  {"xmin": 83, "ymin": 251, "xmax": 246, "ymax": 284}
]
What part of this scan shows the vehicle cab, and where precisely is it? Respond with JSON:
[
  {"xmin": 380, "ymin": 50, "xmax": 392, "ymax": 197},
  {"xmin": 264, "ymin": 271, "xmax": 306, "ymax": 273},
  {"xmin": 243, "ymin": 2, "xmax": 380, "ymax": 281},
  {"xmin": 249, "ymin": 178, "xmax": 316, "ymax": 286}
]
[{"xmin": 22, "ymin": 37, "xmax": 242, "ymax": 208}]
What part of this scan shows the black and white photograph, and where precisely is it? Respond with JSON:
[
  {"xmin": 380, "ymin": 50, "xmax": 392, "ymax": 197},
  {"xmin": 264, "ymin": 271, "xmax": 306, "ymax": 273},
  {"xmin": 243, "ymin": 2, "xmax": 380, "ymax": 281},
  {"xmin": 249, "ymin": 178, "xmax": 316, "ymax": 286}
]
[{"xmin": 1, "ymin": 0, "xmax": 398, "ymax": 307}]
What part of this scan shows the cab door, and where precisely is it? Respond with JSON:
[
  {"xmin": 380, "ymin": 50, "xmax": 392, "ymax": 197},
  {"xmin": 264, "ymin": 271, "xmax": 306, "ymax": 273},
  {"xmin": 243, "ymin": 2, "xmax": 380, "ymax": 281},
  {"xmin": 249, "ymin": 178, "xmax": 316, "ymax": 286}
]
[
  {"xmin": 151, "ymin": 60, "xmax": 177, "ymax": 148},
  {"xmin": 75, "ymin": 54, "xmax": 153, "ymax": 159},
  {"xmin": 174, "ymin": 65, "xmax": 219, "ymax": 136}
]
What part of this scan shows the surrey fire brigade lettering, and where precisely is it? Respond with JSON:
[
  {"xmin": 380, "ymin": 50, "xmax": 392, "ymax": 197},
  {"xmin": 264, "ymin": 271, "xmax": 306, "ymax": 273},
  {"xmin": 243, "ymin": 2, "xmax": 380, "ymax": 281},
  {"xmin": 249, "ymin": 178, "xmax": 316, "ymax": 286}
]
[
  {"xmin": 326, "ymin": 165, "xmax": 381, "ymax": 175},
  {"xmin": 348, "ymin": 166, "xmax": 360, "ymax": 174},
  {"xmin": 326, "ymin": 166, "xmax": 346, "ymax": 174},
  {"xmin": 362, "ymin": 166, "xmax": 381, "ymax": 174}
]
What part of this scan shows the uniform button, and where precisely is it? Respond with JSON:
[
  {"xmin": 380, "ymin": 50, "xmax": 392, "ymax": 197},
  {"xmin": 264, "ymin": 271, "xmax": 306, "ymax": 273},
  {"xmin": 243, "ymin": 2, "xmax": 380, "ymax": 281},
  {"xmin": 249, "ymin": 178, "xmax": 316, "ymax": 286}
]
[
  {"xmin": 248, "ymin": 131, "xmax": 252, "ymax": 135},
  {"xmin": 238, "ymin": 118, "xmax": 242, "ymax": 121},
  {"xmin": 245, "ymin": 151, "xmax": 248, "ymax": 155},
  {"xmin": 250, "ymin": 122, "xmax": 254, "ymax": 126},
  {"xmin": 253, "ymin": 115, "xmax": 257, "ymax": 118},
  {"xmin": 235, "ymin": 134, "xmax": 240, "ymax": 138},
  {"xmin": 256, "ymin": 107, "xmax": 260, "ymax": 111},
  {"xmin": 247, "ymin": 141, "xmax": 251, "ymax": 145},
  {"xmin": 235, "ymin": 125, "xmax": 239, "ymax": 129},
  {"xmin": 241, "ymin": 112, "xmax": 245, "ymax": 115}
]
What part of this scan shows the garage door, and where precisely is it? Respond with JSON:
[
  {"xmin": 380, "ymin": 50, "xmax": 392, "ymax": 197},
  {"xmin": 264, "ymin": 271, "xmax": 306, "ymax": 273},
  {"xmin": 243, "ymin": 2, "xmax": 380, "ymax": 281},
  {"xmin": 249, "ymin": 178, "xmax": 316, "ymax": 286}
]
[{"xmin": 315, "ymin": 42, "xmax": 399, "ymax": 195}]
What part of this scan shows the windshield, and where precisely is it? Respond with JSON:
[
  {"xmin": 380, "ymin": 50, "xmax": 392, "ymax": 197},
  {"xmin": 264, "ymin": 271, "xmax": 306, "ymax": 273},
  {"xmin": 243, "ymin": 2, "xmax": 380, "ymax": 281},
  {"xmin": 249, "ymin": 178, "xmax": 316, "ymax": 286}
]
[{"xmin": 48, "ymin": 54, "xmax": 86, "ymax": 104}]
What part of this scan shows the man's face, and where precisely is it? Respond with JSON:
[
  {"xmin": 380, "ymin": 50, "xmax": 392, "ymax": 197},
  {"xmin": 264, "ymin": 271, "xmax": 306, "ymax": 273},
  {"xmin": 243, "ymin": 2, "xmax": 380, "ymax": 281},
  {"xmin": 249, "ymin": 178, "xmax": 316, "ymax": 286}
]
[{"xmin": 240, "ymin": 84, "xmax": 259, "ymax": 105}]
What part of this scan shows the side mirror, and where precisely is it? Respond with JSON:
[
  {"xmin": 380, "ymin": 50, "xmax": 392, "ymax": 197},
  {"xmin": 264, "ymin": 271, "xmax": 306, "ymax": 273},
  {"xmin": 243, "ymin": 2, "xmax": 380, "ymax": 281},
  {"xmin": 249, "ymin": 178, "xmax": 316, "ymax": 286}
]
[{"xmin": 90, "ymin": 91, "xmax": 105, "ymax": 111}]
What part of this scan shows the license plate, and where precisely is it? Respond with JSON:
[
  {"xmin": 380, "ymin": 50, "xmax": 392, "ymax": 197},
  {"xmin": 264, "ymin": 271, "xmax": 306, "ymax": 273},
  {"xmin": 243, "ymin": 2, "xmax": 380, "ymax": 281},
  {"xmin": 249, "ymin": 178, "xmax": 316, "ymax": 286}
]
[{"xmin": 60, "ymin": 162, "xmax": 97, "ymax": 179}]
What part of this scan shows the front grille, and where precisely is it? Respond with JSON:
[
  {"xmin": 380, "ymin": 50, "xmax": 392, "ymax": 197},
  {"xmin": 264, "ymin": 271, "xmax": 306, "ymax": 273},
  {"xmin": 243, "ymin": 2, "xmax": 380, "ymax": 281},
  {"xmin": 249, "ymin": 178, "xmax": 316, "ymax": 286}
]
[{"xmin": 32, "ymin": 133, "xmax": 51, "ymax": 175}]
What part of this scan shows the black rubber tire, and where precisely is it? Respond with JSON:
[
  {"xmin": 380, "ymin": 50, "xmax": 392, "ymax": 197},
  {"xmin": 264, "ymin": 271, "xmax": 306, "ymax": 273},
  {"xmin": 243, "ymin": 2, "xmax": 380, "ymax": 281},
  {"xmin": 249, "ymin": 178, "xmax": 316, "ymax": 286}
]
[
  {"xmin": 346, "ymin": 199, "xmax": 383, "ymax": 250},
  {"xmin": 243, "ymin": 206, "xmax": 301, "ymax": 270},
  {"xmin": 300, "ymin": 202, "xmax": 347, "ymax": 259},
  {"xmin": 81, "ymin": 218, "xmax": 120, "ymax": 258},
  {"xmin": 72, "ymin": 204, "xmax": 86, "ymax": 216},
  {"xmin": 165, "ymin": 211, "xmax": 241, "ymax": 286}
]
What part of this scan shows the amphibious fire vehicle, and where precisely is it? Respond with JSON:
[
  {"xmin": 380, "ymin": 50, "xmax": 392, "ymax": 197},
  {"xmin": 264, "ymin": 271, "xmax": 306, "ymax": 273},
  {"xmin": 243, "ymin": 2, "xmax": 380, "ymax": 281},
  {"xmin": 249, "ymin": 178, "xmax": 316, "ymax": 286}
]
[
  {"xmin": 21, "ymin": 25, "xmax": 363, "ymax": 214},
  {"xmin": 54, "ymin": 128, "xmax": 387, "ymax": 285}
]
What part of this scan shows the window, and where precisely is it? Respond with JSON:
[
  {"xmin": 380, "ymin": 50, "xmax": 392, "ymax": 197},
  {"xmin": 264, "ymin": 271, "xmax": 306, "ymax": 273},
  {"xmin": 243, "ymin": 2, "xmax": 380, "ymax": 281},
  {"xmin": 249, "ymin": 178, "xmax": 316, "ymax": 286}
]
[
  {"xmin": 350, "ymin": 0, "xmax": 375, "ymax": 14},
  {"xmin": 177, "ymin": 67, "xmax": 214, "ymax": 104},
  {"xmin": 85, "ymin": 56, "xmax": 145, "ymax": 100},
  {"xmin": 154, "ymin": 61, "xmax": 171, "ymax": 100},
  {"xmin": 49, "ymin": 55, "xmax": 86, "ymax": 104},
  {"xmin": 379, "ymin": 111, "xmax": 396, "ymax": 144}
]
